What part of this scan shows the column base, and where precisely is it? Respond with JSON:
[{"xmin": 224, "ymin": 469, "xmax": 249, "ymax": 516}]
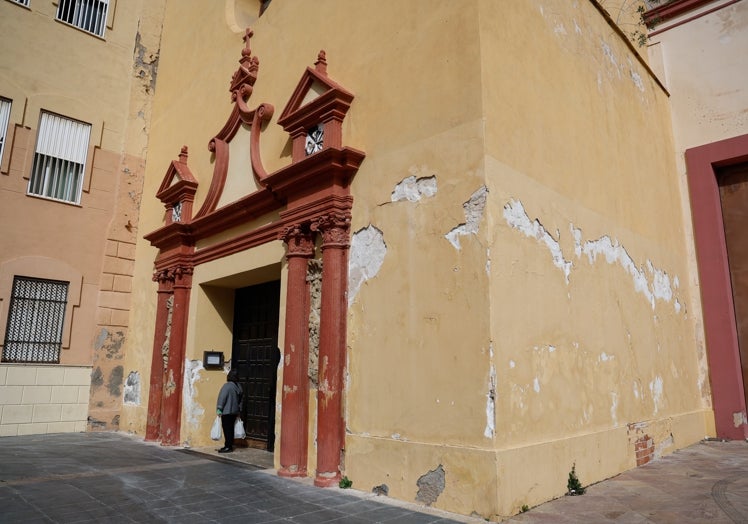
[
  {"xmin": 314, "ymin": 472, "xmax": 341, "ymax": 487},
  {"xmin": 278, "ymin": 467, "xmax": 308, "ymax": 478}
]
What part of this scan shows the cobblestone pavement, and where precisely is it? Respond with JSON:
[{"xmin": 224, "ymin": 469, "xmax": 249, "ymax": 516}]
[
  {"xmin": 1, "ymin": 433, "xmax": 747, "ymax": 523},
  {"xmin": 0, "ymin": 432, "xmax": 475, "ymax": 523}
]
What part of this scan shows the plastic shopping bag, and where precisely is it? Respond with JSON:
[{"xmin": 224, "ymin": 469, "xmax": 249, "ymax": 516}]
[
  {"xmin": 210, "ymin": 416, "xmax": 222, "ymax": 441},
  {"xmin": 234, "ymin": 418, "xmax": 246, "ymax": 439}
]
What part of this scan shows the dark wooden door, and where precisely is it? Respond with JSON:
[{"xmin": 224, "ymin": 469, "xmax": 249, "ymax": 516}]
[
  {"xmin": 719, "ymin": 162, "xmax": 748, "ymax": 411},
  {"xmin": 232, "ymin": 280, "xmax": 280, "ymax": 451}
]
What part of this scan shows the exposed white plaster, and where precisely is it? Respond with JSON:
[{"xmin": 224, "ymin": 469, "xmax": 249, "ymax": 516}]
[
  {"xmin": 633, "ymin": 381, "xmax": 641, "ymax": 400},
  {"xmin": 630, "ymin": 69, "xmax": 645, "ymax": 92},
  {"xmin": 733, "ymin": 411, "xmax": 748, "ymax": 428},
  {"xmin": 602, "ymin": 41, "xmax": 619, "ymax": 71},
  {"xmin": 348, "ymin": 225, "xmax": 386, "ymax": 306},
  {"xmin": 533, "ymin": 377, "xmax": 541, "ymax": 393},
  {"xmin": 484, "ymin": 364, "xmax": 497, "ymax": 438},
  {"xmin": 574, "ymin": 19, "xmax": 582, "ymax": 34},
  {"xmin": 391, "ymin": 433, "xmax": 408, "ymax": 441},
  {"xmin": 599, "ymin": 352, "xmax": 613, "ymax": 362},
  {"xmin": 509, "ymin": 360, "xmax": 516, "ymax": 369},
  {"xmin": 554, "ymin": 22, "xmax": 567, "ymax": 34},
  {"xmin": 446, "ymin": 186, "xmax": 488, "ymax": 250},
  {"xmin": 547, "ymin": 345, "xmax": 556, "ymax": 353},
  {"xmin": 654, "ymin": 434, "xmax": 674, "ymax": 460},
  {"xmin": 610, "ymin": 392, "xmax": 619, "ymax": 427},
  {"xmin": 577, "ymin": 234, "xmax": 678, "ymax": 311},
  {"xmin": 674, "ymin": 299, "xmax": 682, "ymax": 314},
  {"xmin": 650, "ymin": 376, "xmax": 664, "ymax": 415},
  {"xmin": 503, "ymin": 199, "xmax": 572, "ymax": 282},
  {"xmin": 123, "ymin": 371, "xmax": 141, "ymax": 406},
  {"xmin": 486, "ymin": 248, "xmax": 491, "ymax": 275},
  {"xmin": 183, "ymin": 359, "xmax": 205, "ymax": 428},
  {"xmin": 391, "ymin": 173, "xmax": 438, "ymax": 203}
]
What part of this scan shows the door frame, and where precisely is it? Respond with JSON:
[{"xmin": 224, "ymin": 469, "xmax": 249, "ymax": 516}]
[{"xmin": 686, "ymin": 133, "xmax": 748, "ymax": 439}]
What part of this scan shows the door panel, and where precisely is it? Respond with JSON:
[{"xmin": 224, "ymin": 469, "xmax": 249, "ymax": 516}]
[
  {"xmin": 232, "ymin": 280, "xmax": 280, "ymax": 451},
  {"xmin": 718, "ymin": 162, "xmax": 748, "ymax": 410}
]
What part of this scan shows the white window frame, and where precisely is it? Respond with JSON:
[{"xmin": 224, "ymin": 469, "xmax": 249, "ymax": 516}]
[
  {"xmin": 55, "ymin": 0, "xmax": 110, "ymax": 38},
  {"xmin": 28, "ymin": 111, "xmax": 91, "ymax": 204},
  {"xmin": 8, "ymin": 0, "xmax": 30, "ymax": 6},
  {"xmin": 0, "ymin": 98, "xmax": 11, "ymax": 166}
]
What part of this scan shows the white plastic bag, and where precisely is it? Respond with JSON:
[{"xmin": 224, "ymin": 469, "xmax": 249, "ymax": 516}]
[
  {"xmin": 210, "ymin": 416, "xmax": 222, "ymax": 441},
  {"xmin": 234, "ymin": 418, "xmax": 246, "ymax": 439}
]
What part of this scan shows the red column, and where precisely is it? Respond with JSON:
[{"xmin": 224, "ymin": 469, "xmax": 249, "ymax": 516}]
[
  {"xmin": 312, "ymin": 213, "xmax": 350, "ymax": 487},
  {"xmin": 160, "ymin": 266, "xmax": 193, "ymax": 446},
  {"xmin": 145, "ymin": 274, "xmax": 174, "ymax": 442},
  {"xmin": 278, "ymin": 226, "xmax": 315, "ymax": 477}
]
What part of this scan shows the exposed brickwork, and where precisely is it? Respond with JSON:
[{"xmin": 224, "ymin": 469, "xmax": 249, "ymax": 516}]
[{"xmin": 635, "ymin": 434, "xmax": 655, "ymax": 466}]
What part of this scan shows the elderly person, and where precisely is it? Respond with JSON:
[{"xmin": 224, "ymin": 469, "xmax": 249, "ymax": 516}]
[{"xmin": 216, "ymin": 368, "xmax": 243, "ymax": 453}]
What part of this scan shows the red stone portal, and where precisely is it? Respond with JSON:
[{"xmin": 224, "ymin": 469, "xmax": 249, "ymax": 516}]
[
  {"xmin": 686, "ymin": 133, "xmax": 748, "ymax": 440},
  {"xmin": 144, "ymin": 30, "xmax": 365, "ymax": 482}
]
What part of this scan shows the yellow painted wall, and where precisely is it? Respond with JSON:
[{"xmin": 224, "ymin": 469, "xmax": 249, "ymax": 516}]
[{"xmin": 122, "ymin": 0, "xmax": 711, "ymax": 519}]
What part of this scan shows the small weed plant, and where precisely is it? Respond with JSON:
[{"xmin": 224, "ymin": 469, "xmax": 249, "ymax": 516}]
[
  {"xmin": 339, "ymin": 476, "xmax": 353, "ymax": 489},
  {"xmin": 567, "ymin": 464, "xmax": 585, "ymax": 496}
]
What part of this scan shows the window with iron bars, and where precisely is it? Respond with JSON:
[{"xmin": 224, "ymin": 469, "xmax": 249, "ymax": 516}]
[
  {"xmin": 2, "ymin": 277, "xmax": 69, "ymax": 364},
  {"xmin": 9, "ymin": 0, "xmax": 30, "ymax": 7},
  {"xmin": 28, "ymin": 111, "xmax": 91, "ymax": 204},
  {"xmin": 0, "ymin": 97, "xmax": 10, "ymax": 166},
  {"xmin": 56, "ymin": 0, "xmax": 109, "ymax": 38}
]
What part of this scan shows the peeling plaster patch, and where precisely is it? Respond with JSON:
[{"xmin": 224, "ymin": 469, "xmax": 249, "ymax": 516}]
[
  {"xmin": 503, "ymin": 199, "xmax": 572, "ymax": 282},
  {"xmin": 445, "ymin": 186, "xmax": 488, "ymax": 250},
  {"xmin": 532, "ymin": 377, "xmax": 541, "ymax": 393},
  {"xmin": 554, "ymin": 22, "xmax": 567, "ymax": 34},
  {"xmin": 654, "ymin": 434, "xmax": 674, "ymax": 459},
  {"xmin": 484, "ymin": 364, "xmax": 496, "ymax": 438},
  {"xmin": 486, "ymin": 248, "xmax": 491, "ymax": 275},
  {"xmin": 674, "ymin": 299, "xmax": 682, "ymax": 314},
  {"xmin": 574, "ymin": 19, "xmax": 582, "ymax": 34},
  {"xmin": 733, "ymin": 411, "xmax": 748, "ymax": 428},
  {"xmin": 108, "ymin": 366, "xmax": 124, "ymax": 397},
  {"xmin": 415, "ymin": 465, "xmax": 446, "ymax": 506},
  {"xmin": 183, "ymin": 359, "xmax": 205, "ymax": 427},
  {"xmin": 391, "ymin": 433, "xmax": 408, "ymax": 441},
  {"xmin": 630, "ymin": 70, "xmax": 645, "ymax": 92},
  {"xmin": 577, "ymin": 234, "xmax": 678, "ymax": 310},
  {"xmin": 123, "ymin": 371, "xmax": 141, "ymax": 405},
  {"xmin": 509, "ymin": 360, "xmax": 516, "ymax": 369},
  {"xmin": 650, "ymin": 376, "xmax": 664, "ymax": 414},
  {"xmin": 348, "ymin": 226, "xmax": 386, "ymax": 305},
  {"xmin": 547, "ymin": 345, "xmax": 556, "ymax": 353},
  {"xmin": 391, "ymin": 172, "xmax": 438, "ymax": 203},
  {"xmin": 599, "ymin": 352, "xmax": 613, "ymax": 362},
  {"xmin": 633, "ymin": 381, "xmax": 641, "ymax": 400},
  {"xmin": 602, "ymin": 41, "xmax": 618, "ymax": 69},
  {"xmin": 610, "ymin": 392, "xmax": 619, "ymax": 426}
]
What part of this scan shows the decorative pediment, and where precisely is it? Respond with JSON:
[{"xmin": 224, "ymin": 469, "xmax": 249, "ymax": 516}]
[
  {"xmin": 155, "ymin": 146, "xmax": 198, "ymax": 225},
  {"xmin": 277, "ymin": 51, "xmax": 355, "ymax": 162}
]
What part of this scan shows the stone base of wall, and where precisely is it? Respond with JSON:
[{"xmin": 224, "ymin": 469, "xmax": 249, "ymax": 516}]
[
  {"xmin": 0, "ymin": 365, "xmax": 91, "ymax": 436},
  {"xmin": 345, "ymin": 409, "xmax": 713, "ymax": 520}
]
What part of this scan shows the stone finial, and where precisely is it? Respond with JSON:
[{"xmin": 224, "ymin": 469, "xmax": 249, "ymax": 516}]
[{"xmin": 315, "ymin": 50, "xmax": 327, "ymax": 74}]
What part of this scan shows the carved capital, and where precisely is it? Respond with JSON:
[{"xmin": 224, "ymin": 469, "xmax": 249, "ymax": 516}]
[
  {"xmin": 153, "ymin": 265, "xmax": 194, "ymax": 284},
  {"xmin": 311, "ymin": 212, "xmax": 351, "ymax": 249},
  {"xmin": 280, "ymin": 225, "xmax": 315, "ymax": 257}
]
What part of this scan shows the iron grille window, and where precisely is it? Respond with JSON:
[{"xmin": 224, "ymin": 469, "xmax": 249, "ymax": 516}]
[
  {"xmin": 56, "ymin": 0, "xmax": 109, "ymax": 38},
  {"xmin": 28, "ymin": 111, "xmax": 91, "ymax": 204},
  {"xmin": 10, "ymin": 0, "xmax": 30, "ymax": 6},
  {"xmin": 0, "ymin": 97, "xmax": 10, "ymax": 165},
  {"xmin": 2, "ymin": 277, "xmax": 69, "ymax": 363}
]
